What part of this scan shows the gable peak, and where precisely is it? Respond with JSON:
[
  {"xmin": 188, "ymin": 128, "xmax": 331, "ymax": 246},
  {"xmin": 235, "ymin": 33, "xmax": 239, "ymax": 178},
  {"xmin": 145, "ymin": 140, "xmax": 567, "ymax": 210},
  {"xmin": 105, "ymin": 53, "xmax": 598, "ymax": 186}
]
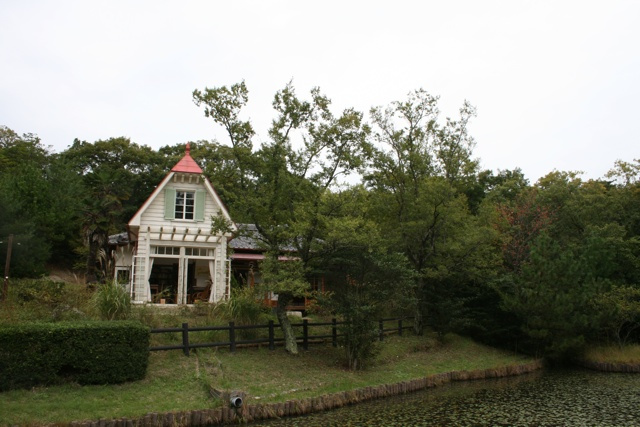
[{"xmin": 171, "ymin": 143, "xmax": 203, "ymax": 174}]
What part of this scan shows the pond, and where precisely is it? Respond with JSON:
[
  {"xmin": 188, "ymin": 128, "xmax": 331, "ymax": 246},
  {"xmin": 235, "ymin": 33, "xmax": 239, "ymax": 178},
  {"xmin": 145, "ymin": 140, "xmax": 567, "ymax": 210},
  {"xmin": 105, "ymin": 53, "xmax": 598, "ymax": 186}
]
[{"xmin": 250, "ymin": 369, "xmax": 640, "ymax": 426}]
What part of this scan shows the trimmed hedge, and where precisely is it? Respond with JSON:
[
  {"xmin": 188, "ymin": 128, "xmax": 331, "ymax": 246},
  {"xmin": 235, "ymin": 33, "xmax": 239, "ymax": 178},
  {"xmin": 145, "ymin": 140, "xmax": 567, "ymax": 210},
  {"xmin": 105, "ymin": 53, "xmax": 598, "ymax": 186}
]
[{"xmin": 0, "ymin": 321, "xmax": 150, "ymax": 391}]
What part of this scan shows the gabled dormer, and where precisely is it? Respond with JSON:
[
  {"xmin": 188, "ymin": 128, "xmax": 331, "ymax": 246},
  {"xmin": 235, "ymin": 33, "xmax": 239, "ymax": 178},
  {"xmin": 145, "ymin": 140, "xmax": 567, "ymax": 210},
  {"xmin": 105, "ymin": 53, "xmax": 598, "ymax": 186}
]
[{"xmin": 128, "ymin": 143, "xmax": 236, "ymax": 241}]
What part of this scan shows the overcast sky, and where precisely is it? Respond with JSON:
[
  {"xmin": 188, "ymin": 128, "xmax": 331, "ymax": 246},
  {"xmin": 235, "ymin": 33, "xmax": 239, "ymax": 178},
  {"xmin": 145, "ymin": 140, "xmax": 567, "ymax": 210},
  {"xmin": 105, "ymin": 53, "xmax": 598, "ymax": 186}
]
[{"xmin": 1, "ymin": 1, "xmax": 638, "ymax": 183}]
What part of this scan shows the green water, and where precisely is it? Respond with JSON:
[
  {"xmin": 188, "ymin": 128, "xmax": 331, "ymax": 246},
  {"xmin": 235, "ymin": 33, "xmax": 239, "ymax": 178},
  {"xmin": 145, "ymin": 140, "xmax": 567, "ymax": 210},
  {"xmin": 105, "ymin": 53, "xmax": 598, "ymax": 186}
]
[{"xmin": 251, "ymin": 369, "xmax": 640, "ymax": 426}]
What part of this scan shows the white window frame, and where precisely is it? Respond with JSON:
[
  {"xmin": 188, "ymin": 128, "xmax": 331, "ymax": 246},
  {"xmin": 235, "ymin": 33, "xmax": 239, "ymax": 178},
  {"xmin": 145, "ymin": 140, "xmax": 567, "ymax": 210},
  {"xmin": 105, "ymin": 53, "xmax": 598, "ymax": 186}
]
[{"xmin": 175, "ymin": 190, "xmax": 195, "ymax": 220}]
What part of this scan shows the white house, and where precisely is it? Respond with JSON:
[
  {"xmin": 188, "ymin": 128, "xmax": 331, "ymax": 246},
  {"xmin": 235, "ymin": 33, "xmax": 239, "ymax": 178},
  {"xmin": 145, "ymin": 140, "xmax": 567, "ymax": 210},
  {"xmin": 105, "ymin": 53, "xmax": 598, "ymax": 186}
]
[{"xmin": 112, "ymin": 143, "xmax": 236, "ymax": 305}]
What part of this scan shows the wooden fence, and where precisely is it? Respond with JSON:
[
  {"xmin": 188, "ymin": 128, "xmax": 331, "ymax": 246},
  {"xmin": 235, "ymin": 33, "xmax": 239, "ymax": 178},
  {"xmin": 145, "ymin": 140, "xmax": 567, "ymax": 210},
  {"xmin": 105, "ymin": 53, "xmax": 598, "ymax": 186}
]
[{"xmin": 150, "ymin": 317, "xmax": 414, "ymax": 356}]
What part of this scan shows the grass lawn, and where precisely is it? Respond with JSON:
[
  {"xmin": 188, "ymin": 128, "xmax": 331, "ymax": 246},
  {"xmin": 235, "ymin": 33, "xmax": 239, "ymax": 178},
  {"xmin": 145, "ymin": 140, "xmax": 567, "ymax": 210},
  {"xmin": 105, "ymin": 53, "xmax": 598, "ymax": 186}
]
[{"xmin": 0, "ymin": 333, "xmax": 534, "ymax": 426}]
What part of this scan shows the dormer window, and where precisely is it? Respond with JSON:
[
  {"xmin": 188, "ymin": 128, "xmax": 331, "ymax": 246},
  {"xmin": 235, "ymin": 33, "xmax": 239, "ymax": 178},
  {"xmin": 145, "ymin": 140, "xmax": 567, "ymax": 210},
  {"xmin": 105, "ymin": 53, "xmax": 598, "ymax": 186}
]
[{"xmin": 175, "ymin": 191, "xmax": 195, "ymax": 220}]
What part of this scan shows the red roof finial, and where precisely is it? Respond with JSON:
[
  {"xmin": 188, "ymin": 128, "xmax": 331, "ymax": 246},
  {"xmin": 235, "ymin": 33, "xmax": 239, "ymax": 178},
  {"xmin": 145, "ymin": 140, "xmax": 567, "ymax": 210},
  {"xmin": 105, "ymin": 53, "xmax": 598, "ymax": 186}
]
[{"xmin": 186, "ymin": 142, "xmax": 191, "ymax": 156}]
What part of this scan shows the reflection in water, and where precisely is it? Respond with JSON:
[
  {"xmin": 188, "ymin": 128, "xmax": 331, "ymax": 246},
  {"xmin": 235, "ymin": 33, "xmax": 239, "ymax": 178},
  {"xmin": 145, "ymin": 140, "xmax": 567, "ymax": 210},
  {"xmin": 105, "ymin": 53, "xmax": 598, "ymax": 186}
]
[{"xmin": 251, "ymin": 369, "xmax": 640, "ymax": 426}]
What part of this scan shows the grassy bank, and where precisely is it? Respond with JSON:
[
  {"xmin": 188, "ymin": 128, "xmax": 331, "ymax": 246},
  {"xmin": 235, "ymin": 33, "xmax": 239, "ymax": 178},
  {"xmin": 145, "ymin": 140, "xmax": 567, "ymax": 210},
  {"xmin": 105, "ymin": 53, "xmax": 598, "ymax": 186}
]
[
  {"xmin": 0, "ymin": 333, "xmax": 534, "ymax": 426},
  {"xmin": 583, "ymin": 344, "xmax": 640, "ymax": 364}
]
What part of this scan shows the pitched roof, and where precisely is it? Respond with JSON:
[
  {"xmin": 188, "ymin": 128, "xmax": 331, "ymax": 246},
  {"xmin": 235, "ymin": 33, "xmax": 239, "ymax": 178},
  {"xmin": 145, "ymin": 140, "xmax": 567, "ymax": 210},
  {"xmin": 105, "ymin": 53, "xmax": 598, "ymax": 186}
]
[
  {"xmin": 171, "ymin": 142, "xmax": 203, "ymax": 174},
  {"xmin": 229, "ymin": 224, "xmax": 297, "ymax": 252}
]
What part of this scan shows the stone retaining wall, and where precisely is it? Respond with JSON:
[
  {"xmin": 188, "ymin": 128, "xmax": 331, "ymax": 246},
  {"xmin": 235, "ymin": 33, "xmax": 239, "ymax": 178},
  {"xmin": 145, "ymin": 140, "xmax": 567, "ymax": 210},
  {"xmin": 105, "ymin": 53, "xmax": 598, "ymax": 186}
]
[
  {"xmin": 65, "ymin": 360, "xmax": 543, "ymax": 427},
  {"xmin": 578, "ymin": 359, "xmax": 640, "ymax": 373}
]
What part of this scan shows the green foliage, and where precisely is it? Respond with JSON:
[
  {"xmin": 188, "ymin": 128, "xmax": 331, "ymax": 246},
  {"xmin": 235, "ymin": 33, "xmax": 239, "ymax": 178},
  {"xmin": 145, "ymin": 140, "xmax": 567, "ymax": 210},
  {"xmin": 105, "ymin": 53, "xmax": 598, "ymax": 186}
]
[
  {"xmin": 259, "ymin": 253, "xmax": 309, "ymax": 299},
  {"xmin": 318, "ymin": 216, "xmax": 415, "ymax": 369},
  {"xmin": 14, "ymin": 278, "xmax": 66, "ymax": 304},
  {"xmin": 60, "ymin": 137, "xmax": 167, "ymax": 281},
  {"xmin": 213, "ymin": 286, "xmax": 271, "ymax": 326},
  {"xmin": 194, "ymin": 81, "xmax": 371, "ymax": 354},
  {"xmin": 0, "ymin": 321, "xmax": 149, "ymax": 391},
  {"xmin": 606, "ymin": 158, "xmax": 640, "ymax": 186},
  {"xmin": 91, "ymin": 280, "xmax": 132, "ymax": 321},
  {"xmin": 210, "ymin": 212, "xmax": 234, "ymax": 235},
  {"xmin": 499, "ymin": 233, "xmax": 613, "ymax": 359},
  {"xmin": 592, "ymin": 285, "xmax": 640, "ymax": 347},
  {"xmin": 4, "ymin": 93, "xmax": 640, "ymax": 369},
  {"xmin": 0, "ymin": 227, "xmax": 49, "ymax": 278},
  {"xmin": 365, "ymin": 91, "xmax": 491, "ymax": 335},
  {"xmin": 1, "ymin": 278, "xmax": 90, "ymax": 324},
  {"xmin": 0, "ymin": 126, "xmax": 82, "ymax": 276}
]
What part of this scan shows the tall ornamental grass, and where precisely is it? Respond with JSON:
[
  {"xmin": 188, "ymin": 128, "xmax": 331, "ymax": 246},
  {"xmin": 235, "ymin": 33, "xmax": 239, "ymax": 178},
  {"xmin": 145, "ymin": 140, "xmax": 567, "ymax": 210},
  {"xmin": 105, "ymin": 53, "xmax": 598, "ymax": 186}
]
[{"xmin": 92, "ymin": 280, "xmax": 131, "ymax": 320}]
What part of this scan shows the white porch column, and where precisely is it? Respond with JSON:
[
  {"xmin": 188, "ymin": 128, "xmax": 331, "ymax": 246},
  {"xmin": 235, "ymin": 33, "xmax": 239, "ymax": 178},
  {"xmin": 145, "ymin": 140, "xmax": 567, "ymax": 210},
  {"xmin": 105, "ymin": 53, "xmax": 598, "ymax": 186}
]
[
  {"xmin": 177, "ymin": 248, "xmax": 186, "ymax": 304},
  {"xmin": 208, "ymin": 259, "xmax": 216, "ymax": 303}
]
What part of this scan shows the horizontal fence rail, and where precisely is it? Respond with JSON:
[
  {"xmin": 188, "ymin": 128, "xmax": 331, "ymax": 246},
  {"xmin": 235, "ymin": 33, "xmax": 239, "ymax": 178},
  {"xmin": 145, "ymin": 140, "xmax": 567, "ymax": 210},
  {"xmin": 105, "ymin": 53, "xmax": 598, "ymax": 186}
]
[{"xmin": 150, "ymin": 317, "xmax": 414, "ymax": 356}]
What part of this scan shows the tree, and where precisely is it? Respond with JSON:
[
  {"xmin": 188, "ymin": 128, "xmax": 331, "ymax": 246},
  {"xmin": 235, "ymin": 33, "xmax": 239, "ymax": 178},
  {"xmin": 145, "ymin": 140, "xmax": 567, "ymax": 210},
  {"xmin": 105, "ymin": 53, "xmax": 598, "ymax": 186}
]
[
  {"xmin": 494, "ymin": 188, "xmax": 554, "ymax": 273},
  {"xmin": 193, "ymin": 81, "xmax": 370, "ymax": 353},
  {"xmin": 606, "ymin": 159, "xmax": 640, "ymax": 238},
  {"xmin": 434, "ymin": 100, "xmax": 479, "ymax": 191},
  {"xmin": 0, "ymin": 126, "xmax": 80, "ymax": 276},
  {"xmin": 365, "ymin": 90, "xmax": 487, "ymax": 335},
  {"xmin": 497, "ymin": 223, "xmax": 635, "ymax": 359},
  {"xmin": 606, "ymin": 159, "xmax": 640, "ymax": 186},
  {"xmin": 593, "ymin": 285, "xmax": 640, "ymax": 348},
  {"xmin": 80, "ymin": 169, "xmax": 129, "ymax": 283},
  {"xmin": 60, "ymin": 137, "xmax": 166, "ymax": 281},
  {"xmin": 317, "ymin": 197, "xmax": 415, "ymax": 369},
  {"xmin": 61, "ymin": 137, "xmax": 166, "ymax": 223},
  {"xmin": 488, "ymin": 166, "xmax": 640, "ymax": 356}
]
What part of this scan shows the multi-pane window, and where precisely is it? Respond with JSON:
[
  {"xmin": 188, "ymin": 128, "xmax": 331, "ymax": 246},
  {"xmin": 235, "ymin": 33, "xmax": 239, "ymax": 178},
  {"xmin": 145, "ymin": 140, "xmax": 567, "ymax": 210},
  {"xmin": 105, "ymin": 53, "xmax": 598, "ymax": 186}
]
[
  {"xmin": 175, "ymin": 191, "xmax": 195, "ymax": 220},
  {"xmin": 185, "ymin": 247, "xmax": 211, "ymax": 257},
  {"xmin": 153, "ymin": 246, "xmax": 181, "ymax": 255}
]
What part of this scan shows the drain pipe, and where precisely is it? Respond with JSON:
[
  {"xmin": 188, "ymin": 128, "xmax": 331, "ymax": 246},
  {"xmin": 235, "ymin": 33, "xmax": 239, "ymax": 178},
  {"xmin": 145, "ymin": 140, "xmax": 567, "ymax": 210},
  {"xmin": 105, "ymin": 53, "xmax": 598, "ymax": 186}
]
[{"xmin": 230, "ymin": 395, "xmax": 243, "ymax": 408}]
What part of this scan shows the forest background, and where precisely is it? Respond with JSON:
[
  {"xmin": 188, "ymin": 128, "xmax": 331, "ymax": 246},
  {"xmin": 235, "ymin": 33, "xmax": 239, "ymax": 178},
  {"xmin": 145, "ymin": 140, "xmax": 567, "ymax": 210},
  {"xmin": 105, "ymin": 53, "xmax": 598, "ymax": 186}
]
[{"xmin": 1, "ymin": 82, "xmax": 639, "ymax": 361}]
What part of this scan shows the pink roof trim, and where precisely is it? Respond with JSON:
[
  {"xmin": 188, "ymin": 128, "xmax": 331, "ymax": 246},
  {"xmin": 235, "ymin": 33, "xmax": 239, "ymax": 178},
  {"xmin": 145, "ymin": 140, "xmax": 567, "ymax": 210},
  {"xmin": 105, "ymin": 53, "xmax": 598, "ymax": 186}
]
[{"xmin": 171, "ymin": 143, "xmax": 203, "ymax": 174}]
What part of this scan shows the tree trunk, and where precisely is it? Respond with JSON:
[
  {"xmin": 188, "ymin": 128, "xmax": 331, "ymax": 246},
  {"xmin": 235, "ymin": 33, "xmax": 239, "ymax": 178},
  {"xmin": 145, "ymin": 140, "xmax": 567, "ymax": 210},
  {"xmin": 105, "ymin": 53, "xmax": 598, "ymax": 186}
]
[
  {"xmin": 276, "ymin": 292, "xmax": 298, "ymax": 354},
  {"xmin": 413, "ymin": 305, "xmax": 424, "ymax": 335},
  {"xmin": 413, "ymin": 277, "xmax": 425, "ymax": 335},
  {"xmin": 85, "ymin": 236, "xmax": 99, "ymax": 284}
]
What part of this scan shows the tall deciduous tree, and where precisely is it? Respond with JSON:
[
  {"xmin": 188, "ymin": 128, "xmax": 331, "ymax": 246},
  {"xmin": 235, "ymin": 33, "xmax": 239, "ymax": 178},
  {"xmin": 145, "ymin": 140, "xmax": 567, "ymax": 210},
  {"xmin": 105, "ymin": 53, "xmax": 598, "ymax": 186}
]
[
  {"xmin": 193, "ymin": 81, "xmax": 370, "ymax": 353},
  {"xmin": 365, "ymin": 90, "xmax": 488, "ymax": 335}
]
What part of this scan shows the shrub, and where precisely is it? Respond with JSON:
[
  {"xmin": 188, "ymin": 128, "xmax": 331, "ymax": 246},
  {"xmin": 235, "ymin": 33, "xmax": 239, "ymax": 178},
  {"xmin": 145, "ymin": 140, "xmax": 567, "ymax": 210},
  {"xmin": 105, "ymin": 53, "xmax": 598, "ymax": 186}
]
[
  {"xmin": 209, "ymin": 287, "xmax": 272, "ymax": 340},
  {"xmin": 1, "ymin": 278, "xmax": 91, "ymax": 324},
  {"xmin": 0, "ymin": 321, "xmax": 149, "ymax": 391},
  {"xmin": 14, "ymin": 278, "xmax": 66, "ymax": 303}
]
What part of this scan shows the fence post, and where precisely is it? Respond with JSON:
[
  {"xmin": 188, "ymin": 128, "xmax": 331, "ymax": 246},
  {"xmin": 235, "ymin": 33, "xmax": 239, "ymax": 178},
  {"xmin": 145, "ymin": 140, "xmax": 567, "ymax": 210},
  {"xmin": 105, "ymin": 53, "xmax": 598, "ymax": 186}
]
[
  {"xmin": 229, "ymin": 321, "xmax": 236, "ymax": 353},
  {"xmin": 302, "ymin": 319, "xmax": 309, "ymax": 351},
  {"xmin": 332, "ymin": 318, "xmax": 337, "ymax": 347},
  {"xmin": 182, "ymin": 323, "xmax": 190, "ymax": 356},
  {"xmin": 268, "ymin": 320, "xmax": 275, "ymax": 351},
  {"xmin": 398, "ymin": 318, "xmax": 403, "ymax": 336},
  {"xmin": 379, "ymin": 319, "xmax": 384, "ymax": 341}
]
